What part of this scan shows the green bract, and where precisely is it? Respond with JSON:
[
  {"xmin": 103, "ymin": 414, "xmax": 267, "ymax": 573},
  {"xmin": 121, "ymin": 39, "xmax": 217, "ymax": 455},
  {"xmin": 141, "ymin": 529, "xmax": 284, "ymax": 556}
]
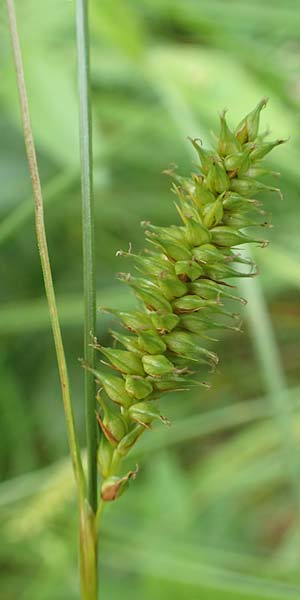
[{"xmin": 94, "ymin": 100, "xmax": 284, "ymax": 501}]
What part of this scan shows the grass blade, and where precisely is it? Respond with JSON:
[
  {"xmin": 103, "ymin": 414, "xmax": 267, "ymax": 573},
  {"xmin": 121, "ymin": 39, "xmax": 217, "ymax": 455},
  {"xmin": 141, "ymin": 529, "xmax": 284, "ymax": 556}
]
[{"xmin": 76, "ymin": 0, "xmax": 98, "ymax": 512}]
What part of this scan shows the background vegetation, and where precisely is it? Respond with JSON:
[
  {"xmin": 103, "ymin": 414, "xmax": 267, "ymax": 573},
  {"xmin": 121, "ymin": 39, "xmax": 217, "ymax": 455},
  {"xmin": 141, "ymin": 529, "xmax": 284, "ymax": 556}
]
[{"xmin": 1, "ymin": 0, "xmax": 300, "ymax": 598}]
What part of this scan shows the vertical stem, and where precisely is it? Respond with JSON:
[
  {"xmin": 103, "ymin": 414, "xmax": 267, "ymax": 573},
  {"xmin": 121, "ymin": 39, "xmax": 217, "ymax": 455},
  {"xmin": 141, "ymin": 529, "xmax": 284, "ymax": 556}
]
[
  {"xmin": 5, "ymin": 0, "xmax": 85, "ymax": 503},
  {"xmin": 76, "ymin": 0, "xmax": 98, "ymax": 512},
  {"xmin": 80, "ymin": 500, "xmax": 98, "ymax": 600}
]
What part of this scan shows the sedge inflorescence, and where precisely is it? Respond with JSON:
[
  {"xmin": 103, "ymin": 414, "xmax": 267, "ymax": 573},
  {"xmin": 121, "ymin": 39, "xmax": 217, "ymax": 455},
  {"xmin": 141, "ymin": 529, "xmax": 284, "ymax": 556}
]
[{"xmin": 91, "ymin": 99, "xmax": 284, "ymax": 502}]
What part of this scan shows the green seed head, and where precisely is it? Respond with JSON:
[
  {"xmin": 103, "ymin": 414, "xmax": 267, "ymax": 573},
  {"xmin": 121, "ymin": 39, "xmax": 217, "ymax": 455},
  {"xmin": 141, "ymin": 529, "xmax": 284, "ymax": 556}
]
[
  {"xmin": 128, "ymin": 401, "xmax": 170, "ymax": 428},
  {"xmin": 97, "ymin": 346, "xmax": 145, "ymax": 376},
  {"xmin": 99, "ymin": 413, "xmax": 127, "ymax": 446},
  {"xmin": 235, "ymin": 97, "xmax": 268, "ymax": 143},
  {"xmin": 156, "ymin": 238, "xmax": 192, "ymax": 261},
  {"xmin": 96, "ymin": 392, "xmax": 129, "ymax": 446},
  {"xmin": 172, "ymin": 295, "xmax": 218, "ymax": 313},
  {"xmin": 224, "ymin": 146, "xmax": 253, "ymax": 175},
  {"xmin": 102, "ymin": 308, "xmax": 152, "ymax": 332},
  {"xmin": 192, "ymin": 243, "xmax": 224, "ymax": 264},
  {"xmin": 206, "ymin": 159, "xmax": 230, "ymax": 194},
  {"xmin": 210, "ymin": 225, "xmax": 265, "ymax": 247},
  {"xmin": 101, "ymin": 468, "xmax": 138, "ymax": 502},
  {"xmin": 150, "ymin": 312, "xmax": 180, "ymax": 333},
  {"xmin": 218, "ymin": 111, "xmax": 241, "ymax": 156},
  {"xmin": 184, "ymin": 218, "xmax": 211, "ymax": 246},
  {"xmin": 97, "ymin": 435, "xmax": 113, "ymax": 479},
  {"xmin": 202, "ymin": 198, "xmax": 224, "ymax": 228},
  {"xmin": 95, "ymin": 371, "xmax": 133, "ymax": 407},
  {"xmin": 142, "ymin": 354, "xmax": 175, "ymax": 377},
  {"xmin": 133, "ymin": 284, "xmax": 173, "ymax": 313},
  {"xmin": 110, "ymin": 330, "xmax": 141, "ymax": 353},
  {"xmin": 164, "ymin": 331, "xmax": 219, "ymax": 367},
  {"xmin": 125, "ymin": 374, "xmax": 154, "ymax": 400},
  {"xmin": 138, "ymin": 329, "xmax": 167, "ymax": 354},
  {"xmin": 174, "ymin": 260, "xmax": 204, "ymax": 282},
  {"xmin": 189, "ymin": 137, "xmax": 215, "ymax": 174},
  {"xmin": 158, "ymin": 273, "xmax": 188, "ymax": 300},
  {"xmin": 94, "ymin": 100, "xmax": 284, "ymax": 500},
  {"xmin": 192, "ymin": 175, "xmax": 216, "ymax": 206},
  {"xmin": 117, "ymin": 424, "xmax": 145, "ymax": 455},
  {"xmin": 250, "ymin": 138, "xmax": 285, "ymax": 161}
]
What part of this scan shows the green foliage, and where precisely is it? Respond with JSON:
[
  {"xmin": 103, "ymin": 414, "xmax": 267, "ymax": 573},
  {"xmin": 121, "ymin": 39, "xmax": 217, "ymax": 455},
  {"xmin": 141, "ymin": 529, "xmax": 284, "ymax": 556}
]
[{"xmin": 1, "ymin": 0, "xmax": 300, "ymax": 598}]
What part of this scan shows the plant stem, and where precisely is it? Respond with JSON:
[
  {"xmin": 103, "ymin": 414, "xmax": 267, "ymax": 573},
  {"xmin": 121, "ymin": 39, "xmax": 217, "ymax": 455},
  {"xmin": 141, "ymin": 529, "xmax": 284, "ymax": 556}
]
[
  {"xmin": 5, "ymin": 0, "xmax": 85, "ymax": 502},
  {"xmin": 76, "ymin": 0, "xmax": 98, "ymax": 514},
  {"xmin": 80, "ymin": 500, "xmax": 98, "ymax": 600},
  {"xmin": 95, "ymin": 498, "xmax": 105, "ymax": 533}
]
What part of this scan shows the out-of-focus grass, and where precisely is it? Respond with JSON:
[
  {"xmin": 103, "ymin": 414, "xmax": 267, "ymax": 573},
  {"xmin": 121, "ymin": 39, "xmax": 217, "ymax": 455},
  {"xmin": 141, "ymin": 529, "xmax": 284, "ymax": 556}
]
[{"xmin": 1, "ymin": 0, "xmax": 300, "ymax": 598}]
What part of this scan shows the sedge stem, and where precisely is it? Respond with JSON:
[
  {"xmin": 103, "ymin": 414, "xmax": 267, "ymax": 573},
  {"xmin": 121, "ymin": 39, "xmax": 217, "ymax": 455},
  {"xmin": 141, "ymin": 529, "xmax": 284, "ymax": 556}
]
[
  {"xmin": 95, "ymin": 498, "xmax": 105, "ymax": 533},
  {"xmin": 5, "ymin": 0, "xmax": 85, "ymax": 502},
  {"xmin": 76, "ymin": 0, "xmax": 98, "ymax": 514}
]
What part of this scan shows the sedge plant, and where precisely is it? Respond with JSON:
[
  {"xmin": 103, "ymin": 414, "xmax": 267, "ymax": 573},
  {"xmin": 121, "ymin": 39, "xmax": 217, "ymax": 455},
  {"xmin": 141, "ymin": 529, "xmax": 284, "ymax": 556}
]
[
  {"xmin": 91, "ymin": 98, "xmax": 284, "ymax": 510},
  {"xmin": 5, "ymin": 1, "xmax": 284, "ymax": 597}
]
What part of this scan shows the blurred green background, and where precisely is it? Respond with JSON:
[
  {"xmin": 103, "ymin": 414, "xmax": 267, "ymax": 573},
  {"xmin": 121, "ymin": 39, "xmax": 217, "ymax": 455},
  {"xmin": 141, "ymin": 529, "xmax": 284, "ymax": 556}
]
[{"xmin": 1, "ymin": 0, "xmax": 300, "ymax": 598}]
